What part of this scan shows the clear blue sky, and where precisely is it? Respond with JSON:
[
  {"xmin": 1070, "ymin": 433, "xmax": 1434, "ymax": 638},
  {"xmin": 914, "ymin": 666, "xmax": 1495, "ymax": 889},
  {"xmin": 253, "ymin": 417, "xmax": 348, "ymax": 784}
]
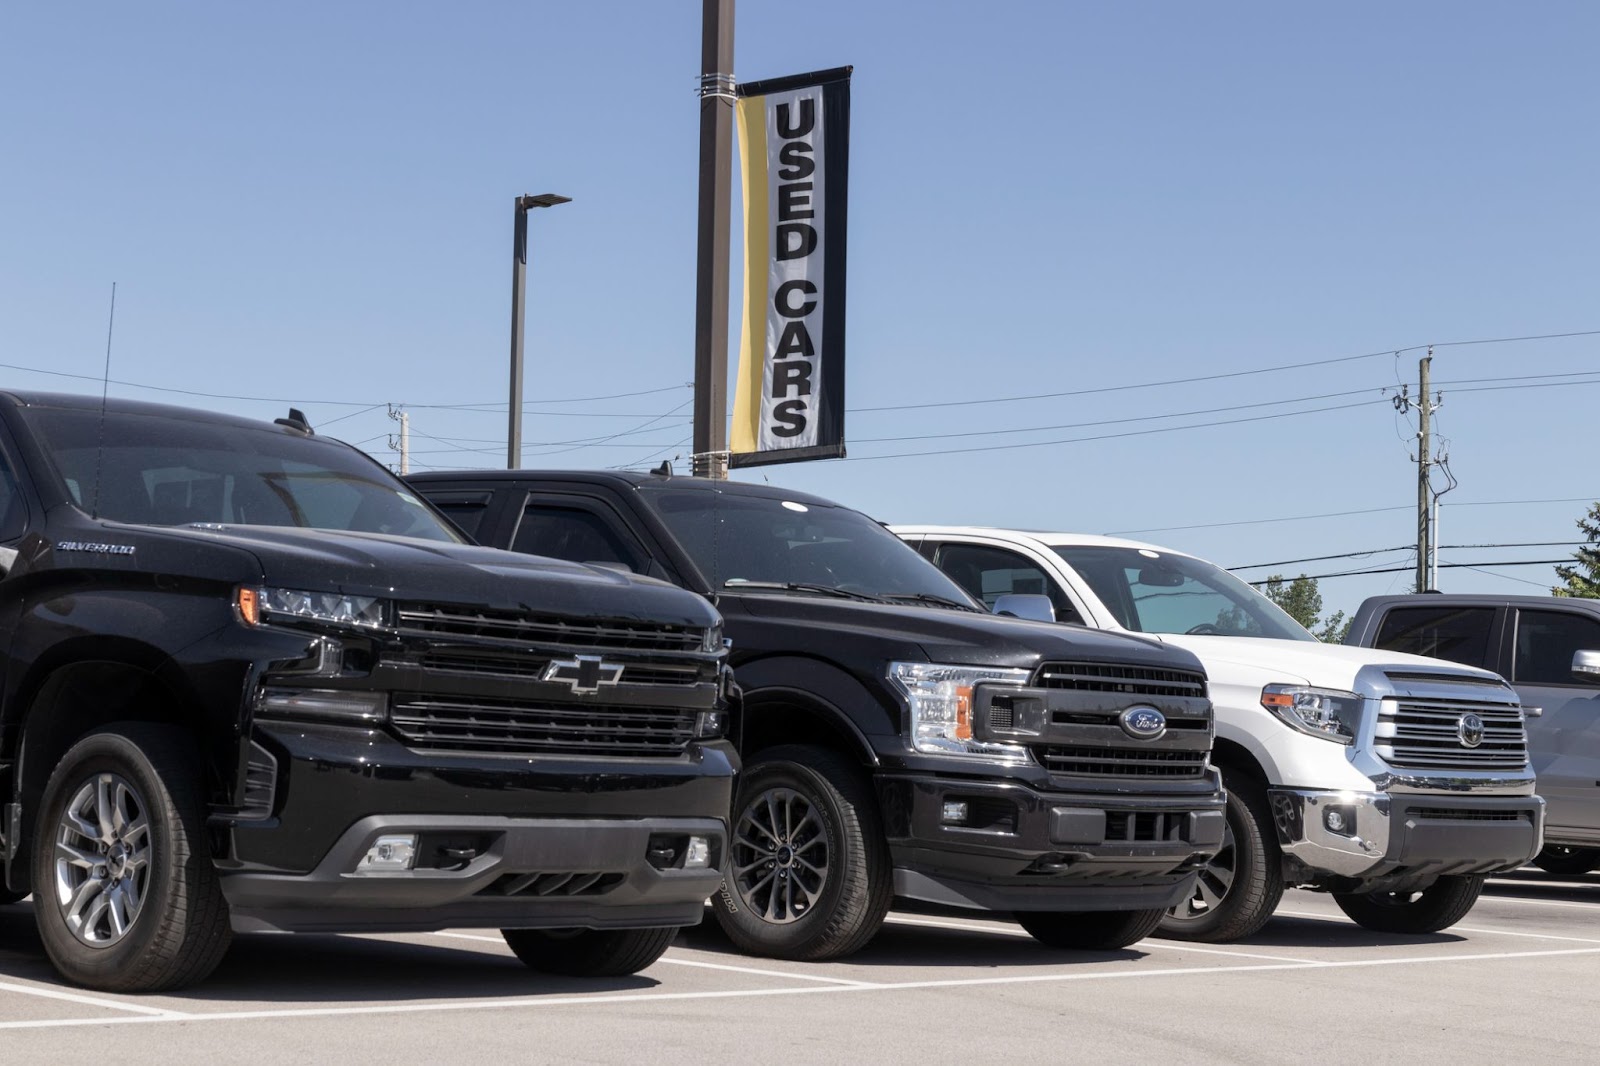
[{"xmin": 3, "ymin": 1, "xmax": 1597, "ymax": 618}]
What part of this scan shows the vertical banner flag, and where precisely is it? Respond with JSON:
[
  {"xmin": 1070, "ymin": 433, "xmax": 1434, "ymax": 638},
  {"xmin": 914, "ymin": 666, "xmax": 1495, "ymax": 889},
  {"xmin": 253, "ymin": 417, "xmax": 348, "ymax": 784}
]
[{"xmin": 730, "ymin": 66, "xmax": 851, "ymax": 468}]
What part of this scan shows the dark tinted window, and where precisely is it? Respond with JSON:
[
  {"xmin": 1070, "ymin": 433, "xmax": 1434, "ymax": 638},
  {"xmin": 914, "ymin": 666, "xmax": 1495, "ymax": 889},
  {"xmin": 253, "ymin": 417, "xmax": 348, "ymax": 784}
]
[
  {"xmin": 639, "ymin": 487, "xmax": 977, "ymax": 604},
  {"xmin": 434, "ymin": 502, "xmax": 488, "ymax": 539},
  {"xmin": 0, "ymin": 448, "xmax": 25, "ymax": 541},
  {"xmin": 1514, "ymin": 609, "xmax": 1600, "ymax": 686},
  {"xmin": 513, "ymin": 505, "xmax": 641, "ymax": 571},
  {"xmin": 1372, "ymin": 605, "xmax": 1496, "ymax": 669},
  {"xmin": 26, "ymin": 406, "xmax": 458, "ymax": 542},
  {"xmin": 935, "ymin": 543, "xmax": 1076, "ymax": 619}
]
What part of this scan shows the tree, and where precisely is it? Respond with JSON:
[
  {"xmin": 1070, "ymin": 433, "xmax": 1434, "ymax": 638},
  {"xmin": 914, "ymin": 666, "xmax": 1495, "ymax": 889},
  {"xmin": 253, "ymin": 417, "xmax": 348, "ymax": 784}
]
[
  {"xmin": 1262, "ymin": 573, "xmax": 1350, "ymax": 643},
  {"xmin": 1553, "ymin": 501, "xmax": 1600, "ymax": 598}
]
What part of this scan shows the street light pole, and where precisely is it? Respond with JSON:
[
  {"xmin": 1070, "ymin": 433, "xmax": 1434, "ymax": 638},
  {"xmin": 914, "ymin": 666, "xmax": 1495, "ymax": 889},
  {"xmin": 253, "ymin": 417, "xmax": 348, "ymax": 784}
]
[
  {"xmin": 508, "ymin": 192, "xmax": 571, "ymax": 469},
  {"xmin": 692, "ymin": 0, "xmax": 735, "ymax": 479}
]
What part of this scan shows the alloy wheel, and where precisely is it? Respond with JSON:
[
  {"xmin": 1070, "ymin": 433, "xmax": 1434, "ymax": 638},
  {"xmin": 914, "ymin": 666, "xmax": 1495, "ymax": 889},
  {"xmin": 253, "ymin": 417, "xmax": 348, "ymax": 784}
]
[
  {"xmin": 730, "ymin": 786, "xmax": 829, "ymax": 924},
  {"xmin": 1170, "ymin": 817, "xmax": 1237, "ymax": 922},
  {"xmin": 53, "ymin": 772, "xmax": 152, "ymax": 947}
]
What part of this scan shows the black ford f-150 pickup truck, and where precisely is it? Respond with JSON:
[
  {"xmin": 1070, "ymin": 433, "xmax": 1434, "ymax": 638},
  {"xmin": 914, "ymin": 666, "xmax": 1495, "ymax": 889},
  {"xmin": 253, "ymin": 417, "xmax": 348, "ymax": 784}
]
[
  {"xmin": 410, "ymin": 469, "xmax": 1229, "ymax": 961},
  {"xmin": 0, "ymin": 392, "xmax": 736, "ymax": 991}
]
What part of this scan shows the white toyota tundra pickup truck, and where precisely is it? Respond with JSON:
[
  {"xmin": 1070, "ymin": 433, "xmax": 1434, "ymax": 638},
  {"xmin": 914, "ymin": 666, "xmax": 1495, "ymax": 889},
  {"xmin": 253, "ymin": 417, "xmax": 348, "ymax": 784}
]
[{"xmin": 892, "ymin": 525, "xmax": 1546, "ymax": 942}]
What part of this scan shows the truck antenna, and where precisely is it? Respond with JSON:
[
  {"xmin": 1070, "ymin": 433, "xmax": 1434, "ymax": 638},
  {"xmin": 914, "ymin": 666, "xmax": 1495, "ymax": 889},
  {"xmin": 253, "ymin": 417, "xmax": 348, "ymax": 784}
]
[{"xmin": 90, "ymin": 282, "xmax": 117, "ymax": 520}]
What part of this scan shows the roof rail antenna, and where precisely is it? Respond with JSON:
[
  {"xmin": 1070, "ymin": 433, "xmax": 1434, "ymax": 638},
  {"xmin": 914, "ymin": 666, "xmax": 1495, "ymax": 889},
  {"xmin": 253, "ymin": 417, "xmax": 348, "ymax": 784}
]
[
  {"xmin": 275, "ymin": 408, "xmax": 314, "ymax": 435},
  {"xmin": 651, "ymin": 460, "xmax": 672, "ymax": 478}
]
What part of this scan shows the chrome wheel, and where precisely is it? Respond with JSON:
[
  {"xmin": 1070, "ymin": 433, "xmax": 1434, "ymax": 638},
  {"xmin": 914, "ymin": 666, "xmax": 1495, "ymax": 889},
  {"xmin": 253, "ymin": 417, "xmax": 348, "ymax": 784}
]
[
  {"xmin": 730, "ymin": 786, "xmax": 829, "ymax": 924},
  {"xmin": 53, "ymin": 772, "xmax": 151, "ymax": 947},
  {"xmin": 1170, "ymin": 817, "xmax": 1236, "ymax": 922}
]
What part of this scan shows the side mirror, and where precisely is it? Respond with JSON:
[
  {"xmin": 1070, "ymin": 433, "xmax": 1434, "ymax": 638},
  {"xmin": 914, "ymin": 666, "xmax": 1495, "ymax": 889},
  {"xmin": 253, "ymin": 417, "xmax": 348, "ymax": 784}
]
[
  {"xmin": 993, "ymin": 593, "xmax": 1056, "ymax": 624},
  {"xmin": 1572, "ymin": 649, "xmax": 1600, "ymax": 679}
]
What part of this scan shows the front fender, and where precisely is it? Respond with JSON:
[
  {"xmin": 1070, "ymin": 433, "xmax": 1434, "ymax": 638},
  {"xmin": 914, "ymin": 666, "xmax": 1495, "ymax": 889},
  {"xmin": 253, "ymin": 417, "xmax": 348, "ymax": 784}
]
[{"xmin": 730, "ymin": 654, "xmax": 892, "ymax": 766}]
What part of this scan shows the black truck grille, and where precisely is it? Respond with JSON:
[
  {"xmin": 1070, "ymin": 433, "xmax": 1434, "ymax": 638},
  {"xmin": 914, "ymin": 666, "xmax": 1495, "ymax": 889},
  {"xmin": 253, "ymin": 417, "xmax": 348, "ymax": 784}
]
[
  {"xmin": 415, "ymin": 649, "xmax": 707, "ymax": 687},
  {"xmin": 1035, "ymin": 662, "xmax": 1207, "ymax": 699},
  {"xmin": 390, "ymin": 696, "xmax": 696, "ymax": 757},
  {"xmin": 1035, "ymin": 745, "xmax": 1210, "ymax": 779},
  {"xmin": 395, "ymin": 604, "xmax": 707, "ymax": 653}
]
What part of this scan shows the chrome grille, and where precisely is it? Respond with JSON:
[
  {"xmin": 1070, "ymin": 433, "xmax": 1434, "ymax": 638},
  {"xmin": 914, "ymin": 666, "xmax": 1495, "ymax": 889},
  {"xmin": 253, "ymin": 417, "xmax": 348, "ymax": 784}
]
[
  {"xmin": 390, "ymin": 696, "xmax": 695, "ymax": 757},
  {"xmin": 1376, "ymin": 697, "xmax": 1528, "ymax": 771},
  {"xmin": 1035, "ymin": 663, "xmax": 1206, "ymax": 699},
  {"xmin": 1034, "ymin": 745, "xmax": 1209, "ymax": 778},
  {"xmin": 395, "ymin": 604, "xmax": 706, "ymax": 653}
]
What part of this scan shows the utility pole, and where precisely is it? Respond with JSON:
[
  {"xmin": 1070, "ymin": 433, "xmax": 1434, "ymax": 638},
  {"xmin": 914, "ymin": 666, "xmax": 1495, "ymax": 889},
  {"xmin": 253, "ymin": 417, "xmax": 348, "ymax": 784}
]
[
  {"xmin": 388, "ymin": 405, "xmax": 411, "ymax": 476},
  {"xmin": 691, "ymin": 0, "xmax": 735, "ymax": 479},
  {"xmin": 1415, "ymin": 350, "xmax": 1435, "ymax": 591}
]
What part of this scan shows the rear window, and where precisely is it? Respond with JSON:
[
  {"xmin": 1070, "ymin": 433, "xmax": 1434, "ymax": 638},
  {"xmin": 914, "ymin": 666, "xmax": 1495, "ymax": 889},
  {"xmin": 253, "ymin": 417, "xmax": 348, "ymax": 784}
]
[
  {"xmin": 27, "ymin": 406, "xmax": 460, "ymax": 543},
  {"xmin": 1371, "ymin": 605, "xmax": 1496, "ymax": 670}
]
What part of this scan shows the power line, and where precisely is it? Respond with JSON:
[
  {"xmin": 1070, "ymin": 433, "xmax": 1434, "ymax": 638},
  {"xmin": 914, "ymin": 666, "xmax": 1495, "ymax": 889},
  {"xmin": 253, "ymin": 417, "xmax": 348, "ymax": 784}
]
[
  {"xmin": 1111, "ymin": 497, "xmax": 1599, "ymax": 536},
  {"xmin": 1247, "ymin": 558, "xmax": 1571, "ymax": 584},
  {"xmin": 1230, "ymin": 541, "xmax": 1581, "ymax": 571},
  {"xmin": 845, "ymin": 328, "xmax": 1600, "ymax": 415}
]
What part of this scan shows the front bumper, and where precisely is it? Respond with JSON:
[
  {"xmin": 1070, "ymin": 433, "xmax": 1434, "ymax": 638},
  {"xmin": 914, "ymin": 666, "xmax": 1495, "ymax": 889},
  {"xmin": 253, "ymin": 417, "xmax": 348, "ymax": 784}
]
[
  {"xmin": 879, "ymin": 773, "xmax": 1227, "ymax": 912},
  {"xmin": 1269, "ymin": 789, "xmax": 1545, "ymax": 886},
  {"xmin": 222, "ymin": 814, "xmax": 727, "ymax": 933}
]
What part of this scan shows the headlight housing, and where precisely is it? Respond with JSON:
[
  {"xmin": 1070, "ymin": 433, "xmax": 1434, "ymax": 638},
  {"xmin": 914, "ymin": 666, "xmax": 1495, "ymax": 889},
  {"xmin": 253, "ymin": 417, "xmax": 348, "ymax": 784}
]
[
  {"xmin": 700, "ymin": 622, "xmax": 725, "ymax": 654},
  {"xmin": 1261, "ymin": 684, "xmax": 1361, "ymax": 745},
  {"xmin": 237, "ymin": 586, "xmax": 387, "ymax": 630},
  {"xmin": 888, "ymin": 661, "xmax": 1032, "ymax": 759}
]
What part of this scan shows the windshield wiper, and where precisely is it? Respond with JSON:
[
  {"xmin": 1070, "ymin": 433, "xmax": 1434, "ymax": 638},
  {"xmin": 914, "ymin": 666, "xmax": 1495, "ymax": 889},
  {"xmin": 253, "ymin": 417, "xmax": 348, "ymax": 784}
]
[
  {"xmin": 880, "ymin": 592, "xmax": 982, "ymax": 612},
  {"xmin": 722, "ymin": 580, "xmax": 887, "ymax": 603}
]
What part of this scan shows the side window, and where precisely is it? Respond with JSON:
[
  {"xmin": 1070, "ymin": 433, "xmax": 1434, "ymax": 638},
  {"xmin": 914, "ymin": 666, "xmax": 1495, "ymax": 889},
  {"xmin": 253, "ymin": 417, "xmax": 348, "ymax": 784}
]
[
  {"xmin": 512, "ymin": 504, "xmax": 643, "ymax": 572},
  {"xmin": 0, "ymin": 447, "xmax": 26, "ymax": 542},
  {"xmin": 933, "ymin": 543, "xmax": 1075, "ymax": 619},
  {"xmin": 1372, "ymin": 606, "xmax": 1496, "ymax": 669},
  {"xmin": 428, "ymin": 498, "xmax": 491, "ymax": 540},
  {"xmin": 1514, "ymin": 609, "xmax": 1600, "ymax": 686}
]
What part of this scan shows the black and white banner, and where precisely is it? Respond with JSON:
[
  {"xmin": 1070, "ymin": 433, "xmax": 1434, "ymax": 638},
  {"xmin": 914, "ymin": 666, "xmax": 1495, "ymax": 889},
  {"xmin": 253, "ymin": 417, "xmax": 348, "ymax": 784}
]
[{"xmin": 729, "ymin": 66, "xmax": 851, "ymax": 468}]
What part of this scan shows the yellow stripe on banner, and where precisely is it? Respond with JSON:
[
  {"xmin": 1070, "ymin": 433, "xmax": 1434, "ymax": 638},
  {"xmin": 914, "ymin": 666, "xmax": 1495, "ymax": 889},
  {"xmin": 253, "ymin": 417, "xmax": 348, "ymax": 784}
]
[{"xmin": 730, "ymin": 94, "xmax": 769, "ymax": 456}]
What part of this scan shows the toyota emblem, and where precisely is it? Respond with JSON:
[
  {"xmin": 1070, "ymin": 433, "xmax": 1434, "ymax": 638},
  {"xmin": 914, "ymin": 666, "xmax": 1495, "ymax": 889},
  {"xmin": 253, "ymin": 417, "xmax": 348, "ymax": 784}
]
[{"xmin": 1457, "ymin": 713, "xmax": 1485, "ymax": 748}]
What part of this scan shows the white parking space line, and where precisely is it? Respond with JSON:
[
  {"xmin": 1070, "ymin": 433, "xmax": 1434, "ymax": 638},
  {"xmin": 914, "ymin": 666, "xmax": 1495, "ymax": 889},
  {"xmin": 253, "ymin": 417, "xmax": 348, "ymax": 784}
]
[
  {"xmin": 1478, "ymin": 894, "xmax": 1600, "ymax": 911},
  {"xmin": 8, "ymin": 942, "xmax": 1598, "ymax": 1031},
  {"xmin": 656, "ymin": 957, "xmax": 880, "ymax": 986},
  {"xmin": 883, "ymin": 914, "xmax": 1324, "ymax": 964},
  {"xmin": 1276, "ymin": 908, "xmax": 1600, "ymax": 943},
  {"xmin": 429, "ymin": 930, "xmax": 878, "ymax": 985},
  {"xmin": 0, "ymin": 979, "xmax": 188, "ymax": 1018}
]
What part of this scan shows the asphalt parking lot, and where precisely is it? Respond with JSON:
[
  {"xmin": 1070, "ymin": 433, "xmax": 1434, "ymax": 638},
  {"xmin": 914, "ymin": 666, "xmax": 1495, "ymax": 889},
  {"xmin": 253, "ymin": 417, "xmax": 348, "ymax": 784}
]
[{"xmin": 1, "ymin": 870, "xmax": 1595, "ymax": 1064}]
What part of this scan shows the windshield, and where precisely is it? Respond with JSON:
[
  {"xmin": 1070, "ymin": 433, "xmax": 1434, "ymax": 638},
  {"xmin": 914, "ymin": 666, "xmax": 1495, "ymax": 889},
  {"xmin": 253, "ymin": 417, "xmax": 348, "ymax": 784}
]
[
  {"xmin": 28, "ymin": 406, "xmax": 460, "ymax": 543},
  {"xmin": 1053, "ymin": 544, "xmax": 1315, "ymax": 641},
  {"xmin": 640, "ymin": 486, "xmax": 979, "ymax": 606}
]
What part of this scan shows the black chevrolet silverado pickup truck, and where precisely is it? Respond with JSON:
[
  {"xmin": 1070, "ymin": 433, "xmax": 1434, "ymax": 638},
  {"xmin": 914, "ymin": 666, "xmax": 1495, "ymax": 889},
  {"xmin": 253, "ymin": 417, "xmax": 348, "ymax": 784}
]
[
  {"xmin": 0, "ymin": 392, "xmax": 736, "ymax": 991},
  {"xmin": 410, "ymin": 470, "xmax": 1229, "ymax": 961}
]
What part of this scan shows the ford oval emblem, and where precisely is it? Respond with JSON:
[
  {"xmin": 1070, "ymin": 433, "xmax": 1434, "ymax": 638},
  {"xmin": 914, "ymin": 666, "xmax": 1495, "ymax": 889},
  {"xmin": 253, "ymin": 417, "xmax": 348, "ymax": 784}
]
[
  {"xmin": 1120, "ymin": 706, "xmax": 1167, "ymax": 740},
  {"xmin": 1458, "ymin": 713, "xmax": 1485, "ymax": 748}
]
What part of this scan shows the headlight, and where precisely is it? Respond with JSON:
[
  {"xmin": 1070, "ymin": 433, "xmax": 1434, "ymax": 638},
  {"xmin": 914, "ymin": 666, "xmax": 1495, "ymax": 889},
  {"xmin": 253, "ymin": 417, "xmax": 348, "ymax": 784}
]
[
  {"xmin": 237, "ymin": 586, "xmax": 387, "ymax": 630},
  {"xmin": 1261, "ymin": 684, "xmax": 1361, "ymax": 745},
  {"xmin": 700, "ymin": 622, "xmax": 725, "ymax": 654},
  {"xmin": 888, "ymin": 661, "xmax": 1032, "ymax": 759}
]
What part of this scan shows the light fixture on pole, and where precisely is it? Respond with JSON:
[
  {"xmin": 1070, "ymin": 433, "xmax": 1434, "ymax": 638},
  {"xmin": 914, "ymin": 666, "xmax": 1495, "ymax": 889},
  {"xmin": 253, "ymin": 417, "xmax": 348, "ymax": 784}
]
[{"xmin": 508, "ymin": 192, "xmax": 572, "ymax": 469}]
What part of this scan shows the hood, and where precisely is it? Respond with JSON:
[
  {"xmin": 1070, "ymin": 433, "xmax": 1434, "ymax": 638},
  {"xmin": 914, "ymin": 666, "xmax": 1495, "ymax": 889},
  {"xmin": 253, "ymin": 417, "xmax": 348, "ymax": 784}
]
[
  {"xmin": 156, "ymin": 524, "xmax": 719, "ymax": 629},
  {"xmin": 727, "ymin": 594, "xmax": 1205, "ymax": 674},
  {"xmin": 1154, "ymin": 634, "xmax": 1504, "ymax": 691}
]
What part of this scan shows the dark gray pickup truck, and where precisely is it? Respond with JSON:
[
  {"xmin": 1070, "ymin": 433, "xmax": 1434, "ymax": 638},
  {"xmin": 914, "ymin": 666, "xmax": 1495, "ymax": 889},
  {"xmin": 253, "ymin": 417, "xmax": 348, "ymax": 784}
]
[{"xmin": 1348, "ymin": 594, "xmax": 1600, "ymax": 874}]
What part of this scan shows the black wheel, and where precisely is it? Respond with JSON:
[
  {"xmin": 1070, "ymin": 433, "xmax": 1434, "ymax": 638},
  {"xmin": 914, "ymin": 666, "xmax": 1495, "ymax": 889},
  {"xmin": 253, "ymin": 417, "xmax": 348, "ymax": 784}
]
[
  {"xmin": 713, "ymin": 744, "xmax": 891, "ymax": 961},
  {"xmin": 501, "ymin": 926, "xmax": 677, "ymax": 977},
  {"xmin": 1158, "ymin": 772, "xmax": 1283, "ymax": 943},
  {"xmin": 1532, "ymin": 845, "xmax": 1600, "ymax": 876},
  {"xmin": 1333, "ymin": 874, "xmax": 1484, "ymax": 934},
  {"xmin": 32, "ymin": 724, "xmax": 232, "ymax": 992},
  {"xmin": 1016, "ymin": 908, "xmax": 1166, "ymax": 951}
]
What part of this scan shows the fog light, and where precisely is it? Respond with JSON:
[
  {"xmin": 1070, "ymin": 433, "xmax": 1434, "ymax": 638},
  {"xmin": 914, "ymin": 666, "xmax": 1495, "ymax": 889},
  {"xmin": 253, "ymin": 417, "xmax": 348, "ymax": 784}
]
[
  {"xmin": 684, "ymin": 836, "xmax": 711, "ymax": 869},
  {"xmin": 1323, "ymin": 806, "xmax": 1354, "ymax": 836},
  {"xmin": 358, "ymin": 834, "xmax": 417, "ymax": 872},
  {"xmin": 942, "ymin": 801, "xmax": 969, "ymax": 824},
  {"xmin": 694, "ymin": 709, "xmax": 726, "ymax": 738}
]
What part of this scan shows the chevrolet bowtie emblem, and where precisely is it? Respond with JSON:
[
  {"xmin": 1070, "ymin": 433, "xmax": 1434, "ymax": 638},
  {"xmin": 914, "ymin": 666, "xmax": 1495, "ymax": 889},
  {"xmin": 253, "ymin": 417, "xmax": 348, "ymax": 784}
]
[{"xmin": 543, "ymin": 655, "xmax": 624, "ymax": 694}]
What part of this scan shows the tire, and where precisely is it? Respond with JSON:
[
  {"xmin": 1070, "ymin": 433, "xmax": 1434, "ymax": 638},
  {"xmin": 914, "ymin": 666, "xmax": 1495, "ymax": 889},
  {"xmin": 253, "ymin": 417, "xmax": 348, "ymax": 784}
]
[
  {"xmin": 1016, "ymin": 907, "xmax": 1166, "ymax": 951},
  {"xmin": 501, "ymin": 926, "xmax": 677, "ymax": 977},
  {"xmin": 0, "ymin": 889, "xmax": 26, "ymax": 905},
  {"xmin": 1158, "ymin": 772, "xmax": 1283, "ymax": 943},
  {"xmin": 32, "ymin": 723, "xmax": 232, "ymax": 992},
  {"xmin": 1531, "ymin": 845, "xmax": 1600, "ymax": 877},
  {"xmin": 1332, "ymin": 874, "xmax": 1485, "ymax": 934},
  {"xmin": 713, "ymin": 744, "xmax": 891, "ymax": 961}
]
